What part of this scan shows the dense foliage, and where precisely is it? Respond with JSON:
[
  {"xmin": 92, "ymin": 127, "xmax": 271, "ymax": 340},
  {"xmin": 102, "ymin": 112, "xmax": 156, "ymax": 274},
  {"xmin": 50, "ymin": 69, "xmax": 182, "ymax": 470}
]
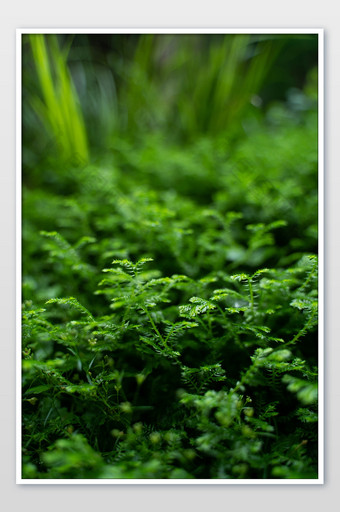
[{"xmin": 21, "ymin": 33, "xmax": 319, "ymax": 480}]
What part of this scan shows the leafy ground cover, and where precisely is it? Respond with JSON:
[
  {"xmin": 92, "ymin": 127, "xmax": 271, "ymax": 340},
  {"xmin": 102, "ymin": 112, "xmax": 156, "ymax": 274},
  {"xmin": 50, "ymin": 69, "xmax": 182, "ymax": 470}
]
[{"xmin": 21, "ymin": 33, "xmax": 319, "ymax": 479}]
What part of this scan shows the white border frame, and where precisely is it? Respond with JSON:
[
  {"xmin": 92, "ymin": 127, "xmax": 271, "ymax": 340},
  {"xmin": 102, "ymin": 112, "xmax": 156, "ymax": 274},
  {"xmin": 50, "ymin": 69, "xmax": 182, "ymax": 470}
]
[{"xmin": 16, "ymin": 28, "xmax": 324, "ymax": 485}]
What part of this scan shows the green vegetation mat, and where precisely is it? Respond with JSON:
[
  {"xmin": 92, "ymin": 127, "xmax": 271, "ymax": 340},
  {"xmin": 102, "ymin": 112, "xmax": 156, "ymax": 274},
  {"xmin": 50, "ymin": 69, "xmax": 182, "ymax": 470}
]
[{"xmin": 21, "ymin": 33, "xmax": 319, "ymax": 480}]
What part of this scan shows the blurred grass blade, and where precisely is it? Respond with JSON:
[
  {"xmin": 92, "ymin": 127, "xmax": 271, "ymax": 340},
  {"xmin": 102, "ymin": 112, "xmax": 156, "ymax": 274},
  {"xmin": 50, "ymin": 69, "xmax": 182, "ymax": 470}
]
[{"xmin": 29, "ymin": 34, "xmax": 89, "ymax": 164}]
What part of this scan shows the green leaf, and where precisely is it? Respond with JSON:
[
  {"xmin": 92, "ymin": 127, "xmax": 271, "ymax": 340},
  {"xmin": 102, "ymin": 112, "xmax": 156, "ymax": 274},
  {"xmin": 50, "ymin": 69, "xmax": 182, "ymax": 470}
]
[{"xmin": 282, "ymin": 375, "xmax": 318, "ymax": 405}]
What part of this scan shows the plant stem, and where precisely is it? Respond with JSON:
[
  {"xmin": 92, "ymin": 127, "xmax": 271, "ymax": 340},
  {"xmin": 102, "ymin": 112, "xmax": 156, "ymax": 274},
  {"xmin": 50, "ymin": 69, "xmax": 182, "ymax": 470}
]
[
  {"xmin": 142, "ymin": 306, "xmax": 166, "ymax": 346},
  {"xmin": 248, "ymin": 277, "xmax": 254, "ymax": 310}
]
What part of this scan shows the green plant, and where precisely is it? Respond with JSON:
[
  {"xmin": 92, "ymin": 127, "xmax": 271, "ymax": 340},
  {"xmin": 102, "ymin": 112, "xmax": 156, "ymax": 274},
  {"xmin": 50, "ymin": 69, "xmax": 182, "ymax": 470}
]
[
  {"xmin": 22, "ymin": 249, "xmax": 318, "ymax": 479},
  {"xmin": 21, "ymin": 33, "xmax": 319, "ymax": 480}
]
